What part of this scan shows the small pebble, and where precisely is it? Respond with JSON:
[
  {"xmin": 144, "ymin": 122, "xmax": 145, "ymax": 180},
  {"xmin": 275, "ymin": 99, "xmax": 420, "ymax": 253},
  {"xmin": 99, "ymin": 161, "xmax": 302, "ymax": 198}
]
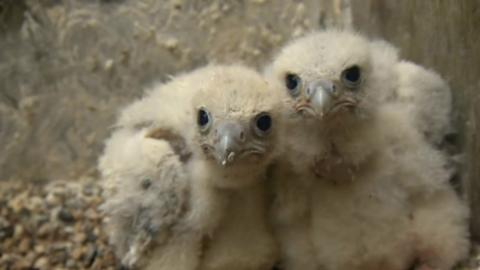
[
  {"xmin": 83, "ymin": 184, "xmax": 95, "ymax": 196},
  {"xmin": 64, "ymin": 225, "xmax": 75, "ymax": 235},
  {"xmin": 18, "ymin": 238, "xmax": 31, "ymax": 253},
  {"xmin": 34, "ymin": 256, "xmax": 49, "ymax": 269},
  {"xmin": 34, "ymin": 244, "xmax": 46, "ymax": 254},
  {"xmin": 29, "ymin": 196, "xmax": 44, "ymax": 211},
  {"xmin": 71, "ymin": 246, "xmax": 85, "ymax": 261},
  {"xmin": 58, "ymin": 208, "xmax": 76, "ymax": 223},
  {"xmin": 84, "ymin": 245, "xmax": 98, "ymax": 267},
  {"xmin": 74, "ymin": 232, "xmax": 87, "ymax": 244},
  {"xmin": 65, "ymin": 259, "xmax": 76, "ymax": 268},
  {"xmin": 13, "ymin": 224, "xmax": 24, "ymax": 239},
  {"xmin": 0, "ymin": 221, "xmax": 14, "ymax": 240},
  {"xmin": 24, "ymin": 251, "xmax": 36, "ymax": 265},
  {"xmin": 37, "ymin": 223, "xmax": 51, "ymax": 238},
  {"xmin": 85, "ymin": 208, "xmax": 100, "ymax": 220},
  {"xmin": 46, "ymin": 193, "xmax": 61, "ymax": 206},
  {"xmin": 50, "ymin": 248, "xmax": 68, "ymax": 265},
  {"xmin": 164, "ymin": 37, "xmax": 179, "ymax": 50},
  {"xmin": 12, "ymin": 259, "xmax": 31, "ymax": 269},
  {"xmin": 86, "ymin": 229, "xmax": 97, "ymax": 242}
]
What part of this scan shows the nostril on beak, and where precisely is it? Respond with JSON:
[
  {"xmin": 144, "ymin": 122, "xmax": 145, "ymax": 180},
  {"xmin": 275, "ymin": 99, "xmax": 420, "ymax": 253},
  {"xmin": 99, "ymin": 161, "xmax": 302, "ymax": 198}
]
[
  {"xmin": 239, "ymin": 131, "xmax": 245, "ymax": 142},
  {"xmin": 329, "ymin": 85, "xmax": 339, "ymax": 98}
]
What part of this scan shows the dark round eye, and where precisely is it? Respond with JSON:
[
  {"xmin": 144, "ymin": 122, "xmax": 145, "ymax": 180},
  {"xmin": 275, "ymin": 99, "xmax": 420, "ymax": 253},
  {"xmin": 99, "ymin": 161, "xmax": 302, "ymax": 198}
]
[
  {"xmin": 285, "ymin": 73, "xmax": 301, "ymax": 96},
  {"xmin": 253, "ymin": 112, "xmax": 272, "ymax": 136},
  {"xmin": 197, "ymin": 107, "xmax": 211, "ymax": 132},
  {"xmin": 341, "ymin": 65, "xmax": 362, "ymax": 88}
]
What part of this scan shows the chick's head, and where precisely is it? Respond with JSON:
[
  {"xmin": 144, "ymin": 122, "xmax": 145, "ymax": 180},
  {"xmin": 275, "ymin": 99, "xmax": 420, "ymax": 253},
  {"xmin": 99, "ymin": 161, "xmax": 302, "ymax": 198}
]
[
  {"xmin": 191, "ymin": 65, "xmax": 282, "ymax": 188},
  {"xmin": 267, "ymin": 30, "xmax": 391, "ymax": 127}
]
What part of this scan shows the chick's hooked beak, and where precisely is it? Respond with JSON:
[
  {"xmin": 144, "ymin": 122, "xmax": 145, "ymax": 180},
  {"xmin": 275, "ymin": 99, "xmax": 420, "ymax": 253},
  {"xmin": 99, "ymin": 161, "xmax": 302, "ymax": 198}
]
[
  {"xmin": 213, "ymin": 121, "xmax": 245, "ymax": 166},
  {"xmin": 295, "ymin": 80, "xmax": 337, "ymax": 118}
]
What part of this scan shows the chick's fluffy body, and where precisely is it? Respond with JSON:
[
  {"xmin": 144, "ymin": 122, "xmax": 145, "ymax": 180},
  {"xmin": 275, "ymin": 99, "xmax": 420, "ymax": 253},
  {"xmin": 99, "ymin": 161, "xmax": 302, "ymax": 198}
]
[
  {"xmin": 266, "ymin": 30, "xmax": 469, "ymax": 270},
  {"xmin": 310, "ymin": 106, "xmax": 469, "ymax": 270},
  {"xmin": 100, "ymin": 65, "xmax": 280, "ymax": 270},
  {"xmin": 99, "ymin": 66, "xmax": 230, "ymax": 269},
  {"xmin": 394, "ymin": 59, "xmax": 453, "ymax": 146},
  {"xmin": 190, "ymin": 66, "xmax": 281, "ymax": 270}
]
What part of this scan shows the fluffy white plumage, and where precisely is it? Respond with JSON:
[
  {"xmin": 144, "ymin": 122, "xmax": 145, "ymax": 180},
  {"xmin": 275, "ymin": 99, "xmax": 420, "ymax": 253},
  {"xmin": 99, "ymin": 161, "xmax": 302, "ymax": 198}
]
[
  {"xmin": 99, "ymin": 128, "xmax": 196, "ymax": 269},
  {"xmin": 190, "ymin": 66, "xmax": 281, "ymax": 270},
  {"xmin": 99, "ymin": 65, "xmax": 280, "ymax": 270},
  {"xmin": 266, "ymin": 30, "xmax": 469, "ymax": 270},
  {"xmin": 394, "ymin": 59, "xmax": 453, "ymax": 146}
]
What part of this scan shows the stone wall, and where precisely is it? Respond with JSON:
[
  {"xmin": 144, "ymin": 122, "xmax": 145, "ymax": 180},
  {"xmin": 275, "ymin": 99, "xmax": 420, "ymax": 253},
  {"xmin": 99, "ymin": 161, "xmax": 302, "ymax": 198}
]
[
  {"xmin": 0, "ymin": 0, "xmax": 349, "ymax": 182},
  {"xmin": 351, "ymin": 0, "xmax": 480, "ymax": 239}
]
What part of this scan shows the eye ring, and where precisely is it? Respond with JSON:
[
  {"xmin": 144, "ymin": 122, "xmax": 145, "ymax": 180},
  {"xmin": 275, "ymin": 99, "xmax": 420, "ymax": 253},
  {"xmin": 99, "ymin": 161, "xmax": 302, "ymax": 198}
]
[
  {"xmin": 341, "ymin": 65, "xmax": 362, "ymax": 89},
  {"xmin": 285, "ymin": 73, "xmax": 302, "ymax": 97},
  {"xmin": 197, "ymin": 107, "xmax": 212, "ymax": 133},
  {"xmin": 252, "ymin": 112, "xmax": 272, "ymax": 137}
]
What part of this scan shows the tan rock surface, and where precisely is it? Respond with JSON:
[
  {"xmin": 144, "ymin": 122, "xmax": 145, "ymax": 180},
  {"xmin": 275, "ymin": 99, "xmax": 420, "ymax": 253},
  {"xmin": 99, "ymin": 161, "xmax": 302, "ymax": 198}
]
[{"xmin": 0, "ymin": 0, "xmax": 349, "ymax": 182}]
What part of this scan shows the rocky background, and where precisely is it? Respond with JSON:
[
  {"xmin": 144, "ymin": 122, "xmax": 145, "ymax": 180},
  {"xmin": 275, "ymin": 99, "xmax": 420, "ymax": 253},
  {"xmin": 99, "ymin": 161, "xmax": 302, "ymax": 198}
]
[
  {"xmin": 1, "ymin": 0, "xmax": 480, "ymax": 269},
  {"xmin": 0, "ymin": 0, "xmax": 350, "ymax": 182}
]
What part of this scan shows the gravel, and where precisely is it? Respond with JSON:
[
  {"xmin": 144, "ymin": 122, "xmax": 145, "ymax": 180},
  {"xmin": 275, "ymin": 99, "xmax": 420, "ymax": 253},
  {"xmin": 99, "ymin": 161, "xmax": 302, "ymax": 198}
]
[
  {"xmin": 0, "ymin": 178, "xmax": 479, "ymax": 270},
  {"xmin": 0, "ymin": 179, "xmax": 118, "ymax": 270}
]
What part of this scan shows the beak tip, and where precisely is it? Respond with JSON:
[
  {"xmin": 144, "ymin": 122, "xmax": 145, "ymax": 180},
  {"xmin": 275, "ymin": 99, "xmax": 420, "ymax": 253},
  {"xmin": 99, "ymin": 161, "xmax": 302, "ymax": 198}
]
[{"xmin": 218, "ymin": 151, "xmax": 236, "ymax": 166}]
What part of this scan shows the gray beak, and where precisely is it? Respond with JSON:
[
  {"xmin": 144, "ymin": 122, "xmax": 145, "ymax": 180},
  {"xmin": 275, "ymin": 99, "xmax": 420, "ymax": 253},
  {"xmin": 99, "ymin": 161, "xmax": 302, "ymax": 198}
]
[
  {"xmin": 214, "ymin": 122, "xmax": 245, "ymax": 166},
  {"xmin": 305, "ymin": 80, "xmax": 337, "ymax": 117}
]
